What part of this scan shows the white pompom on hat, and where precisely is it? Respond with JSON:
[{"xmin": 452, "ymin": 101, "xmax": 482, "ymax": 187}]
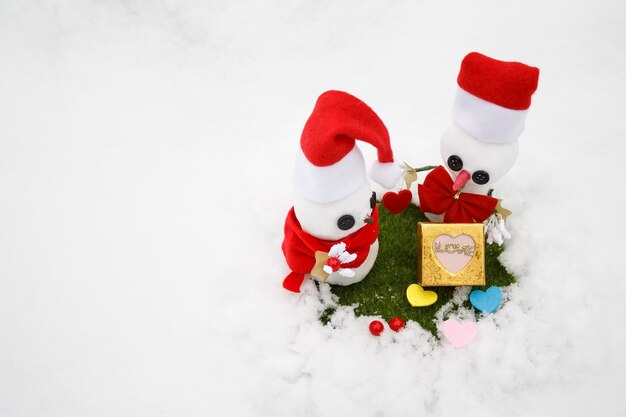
[
  {"xmin": 294, "ymin": 90, "xmax": 400, "ymax": 203},
  {"xmin": 452, "ymin": 52, "xmax": 540, "ymax": 144}
]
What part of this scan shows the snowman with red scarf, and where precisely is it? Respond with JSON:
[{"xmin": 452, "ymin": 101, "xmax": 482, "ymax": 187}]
[
  {"xmin": 418, "ymin": 52, "xmax": 540, "ymax": 233},
  {"xmin": 282, "ymin": 90, "xmax": 402, "ymax": 293}
]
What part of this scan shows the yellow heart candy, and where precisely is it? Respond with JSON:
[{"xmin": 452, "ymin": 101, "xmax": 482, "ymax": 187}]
[{"xmin": 406, "ymin": 284, "xmax": 438, "ymax": 307}]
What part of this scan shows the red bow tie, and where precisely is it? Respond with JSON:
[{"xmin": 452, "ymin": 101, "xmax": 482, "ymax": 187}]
[{"xmin": 417, "ymin": 166, "xmax": 498, "ymax": 223}]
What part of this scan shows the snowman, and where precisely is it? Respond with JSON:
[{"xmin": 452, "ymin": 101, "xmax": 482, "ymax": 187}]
[
  {"xmin": 418, "ymin": 52, "xmax": 539, "ymax": 224},
  {"xmin": 282, "ymin": 90, "xmax": 402, "ymax": 293}
]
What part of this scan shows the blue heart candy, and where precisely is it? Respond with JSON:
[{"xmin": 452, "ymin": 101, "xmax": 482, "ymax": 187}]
[{"xmin": 470, "ymin": 286, "xmax": 503, "ymax": 313}]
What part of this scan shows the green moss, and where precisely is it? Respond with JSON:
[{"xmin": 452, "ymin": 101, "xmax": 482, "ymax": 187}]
[{"xmin": 323, "ymin": 204, "xmax": 516, "ymax": 335}]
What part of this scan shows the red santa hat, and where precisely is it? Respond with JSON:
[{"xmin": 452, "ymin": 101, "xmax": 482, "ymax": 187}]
[
  {"xmin": 452, "ymin": 52, "xmax": 540, "ymax": 144},
  {"xmin": 294, "ymin": 90, "xmax": 399, "ymax": 203}
]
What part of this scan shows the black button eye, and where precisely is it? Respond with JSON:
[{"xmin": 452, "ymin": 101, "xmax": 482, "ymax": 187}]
[
  {"xmin": 447, "ymin": 155, "xmax": 463, "ymax": 172},
  {"xmin": 370, "ymin": 192, "xmax": 376, "ymax": 209},
  {"xmin": 337, "ymin": 215, "xmax": 355, "ymax": 231},
  {"xmin": 472, "ymin": 170, "xmax": 490, "ymax": 185}
]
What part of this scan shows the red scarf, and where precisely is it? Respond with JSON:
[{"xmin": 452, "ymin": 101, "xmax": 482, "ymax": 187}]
[
  {"xmin": 417, "ymin": 165, "xmax": 498, "ymax": 223},
  {"xmin": 281, "ymin": 206, "xmax": 379, "ymax": 292}
]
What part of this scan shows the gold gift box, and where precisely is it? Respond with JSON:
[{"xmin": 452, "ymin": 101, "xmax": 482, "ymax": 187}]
[{"xmin": 417, "ymin": 222, "xmax": 485, "ymax": 286}]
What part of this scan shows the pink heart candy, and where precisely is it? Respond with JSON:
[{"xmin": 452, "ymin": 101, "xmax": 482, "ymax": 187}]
[{"xmin": 441, "ymin": 319, "xmax": 477, "ymax": 348}]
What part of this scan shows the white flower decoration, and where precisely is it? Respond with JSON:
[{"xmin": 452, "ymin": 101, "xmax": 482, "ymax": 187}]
[
  {"xmin": 485, "ymin": 212, "xmax": 511, "ymax": 246},
  {"xmin": 323, "ymin": 242, "xmax": 357, "ymax": 277}
]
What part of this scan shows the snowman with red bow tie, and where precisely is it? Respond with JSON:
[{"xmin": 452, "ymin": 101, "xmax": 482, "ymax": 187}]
[
  {"xmin": 281, "ymin": 90, "xmax": 402, "ymax": 293},
  {"xmin": 418, "ymin": 52, "xmax": 540, "ymax": 229}
]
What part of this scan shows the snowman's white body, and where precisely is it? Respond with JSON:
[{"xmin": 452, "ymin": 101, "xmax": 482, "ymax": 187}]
[
  {"xmin": 423, "ymin": 124, "xmax": 518, "ymax": 221},
  {"xmin": 294, "ymin": 181, "xmax": 378, "ymax": 286}
]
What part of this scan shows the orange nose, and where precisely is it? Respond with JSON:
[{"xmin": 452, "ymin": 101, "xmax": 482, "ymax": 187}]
[{"xmin": 452, "ymin": 170, "xmax": 471, "ymax": 191}]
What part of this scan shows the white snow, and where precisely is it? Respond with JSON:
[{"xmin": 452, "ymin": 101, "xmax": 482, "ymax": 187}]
[{"xmin": 1, "ymin": 0, "xmax": 625, "ymax": 416}]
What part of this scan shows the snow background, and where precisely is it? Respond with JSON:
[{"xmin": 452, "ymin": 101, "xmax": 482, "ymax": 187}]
[{"xmin": 1, "ymin": 0, "xmax": 625, "ymax": 416}]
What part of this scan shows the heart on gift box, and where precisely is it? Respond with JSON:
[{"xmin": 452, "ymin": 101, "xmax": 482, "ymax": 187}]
[
  {"xmin": 432, "ymin": 234, "xmax": 475, "ymax": 273},
  {"xmin": 382, "ymin": 190, "xmax": 412, "ymax": 214},
  {"xmin": 441, "ymin": 319, "xmax": 477, "ymax": 348},
  {"xmin": 406, "ymin": 283, "xmax": 438, "ymax": 307},
  {"xmin": 469, "ymin": 286, "xmax": 502, "ymax": 313}
]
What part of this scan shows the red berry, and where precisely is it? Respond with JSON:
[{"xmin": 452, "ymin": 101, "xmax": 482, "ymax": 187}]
[
  {"xmin": 369, "ymin": 320, "xmax": 384, "ymax": 336},
  {"xmin": 389, "ymin": 317, "xmax": 405, "ymax": 332},
  {"xmin": 326, "ymin": 257, "xmax": 341, "ymax": 271}
]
